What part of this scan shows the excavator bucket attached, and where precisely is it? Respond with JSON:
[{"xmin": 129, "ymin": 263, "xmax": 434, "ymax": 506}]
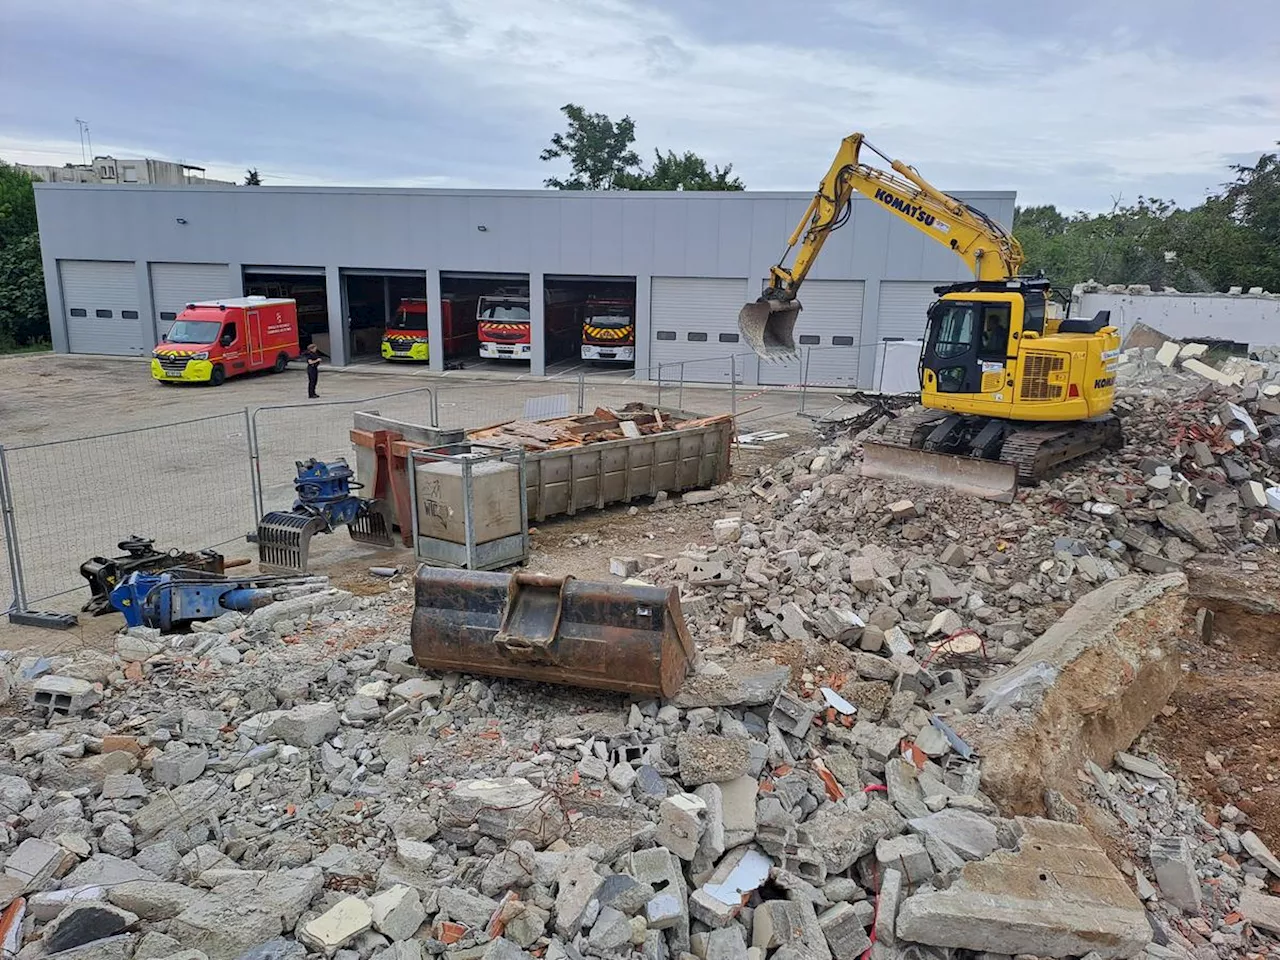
[
  {"xmin": 410, "ymin": 567, "xmax": 695, "ymax": 698},
  {"xmin": 860, "ymin": 441, "xmax": 1019, "ymax": 504},
  {"xmin": 738, "ymin": 298, "xmax": 801, "ymax": 359}
]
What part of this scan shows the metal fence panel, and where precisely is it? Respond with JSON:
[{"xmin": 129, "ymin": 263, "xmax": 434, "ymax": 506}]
[
  {"xmin": 3, "ymin": 413, "xmax": 257, "ymax": 604},
  {"xmin": 251, "ymin": 387, "xmax": 435, "ymax": 515}
]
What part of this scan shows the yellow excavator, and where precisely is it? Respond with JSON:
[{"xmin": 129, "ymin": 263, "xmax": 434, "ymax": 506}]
[{"xmin": 739, "ymin": 133, "xmax": 1122, "ymax": 500}]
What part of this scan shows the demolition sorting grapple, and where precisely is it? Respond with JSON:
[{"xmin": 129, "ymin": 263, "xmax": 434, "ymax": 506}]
[
  {"xmin": 250, "ymin": 458, "xmax": 394, "ymax": 574},
  {"xmin": 80, "ymin": 536, "xmax": 226, "ymax": 617}
]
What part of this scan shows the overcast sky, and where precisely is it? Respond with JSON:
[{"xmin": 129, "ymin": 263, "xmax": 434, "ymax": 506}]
[{"xmin": 2, "ymin": 0, "xmax": 1277, "ymax": 212}]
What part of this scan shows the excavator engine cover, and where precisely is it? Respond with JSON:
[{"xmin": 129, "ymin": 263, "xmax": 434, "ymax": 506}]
[
  {"xmin": 739, "ymin": 298, "xmax": 801, "ymax": 359},
  {"xmin": 410, "ymin": 567, "xmax": 695, "ymax": 698}
]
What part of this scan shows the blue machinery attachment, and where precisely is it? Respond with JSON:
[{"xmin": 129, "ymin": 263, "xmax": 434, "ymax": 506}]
[
  {"xmin": 109, "ymin": 569, "xmax": 328, "ymax": 631},
  {"xmin": 249, "ymin": 458, "xmax": 394, "ymax": 574}
]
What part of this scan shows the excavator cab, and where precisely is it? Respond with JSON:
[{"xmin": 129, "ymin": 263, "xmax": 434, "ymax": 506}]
[{"xmin": 920, "ymin": 293, "xmax": 1020, "ymax": 406}]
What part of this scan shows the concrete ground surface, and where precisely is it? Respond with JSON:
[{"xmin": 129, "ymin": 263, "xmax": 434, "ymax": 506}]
[{"xmin": 0, "ymin": 353, "xmax": 817, "ymax": 656}]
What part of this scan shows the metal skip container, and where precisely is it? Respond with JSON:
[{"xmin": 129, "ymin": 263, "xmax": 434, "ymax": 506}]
[{"xmin": 410, "ymin": 567, "xmax": 695, "ymax": 697}]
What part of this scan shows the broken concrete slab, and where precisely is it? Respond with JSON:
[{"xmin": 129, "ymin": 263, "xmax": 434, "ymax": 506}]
[
  {"xmin": 800, "ymin": 802, "xmax": 905, "ymax": 873},
  {"xmin": 299, "ymin": 896, "xmax": 373, "ymax": 952},
  {"xmin": 895, "ymin": 817, "xmax": 1150, "ymax": 959},
  {"xmin": 1157, "ymin": 502, "xmax": 1217, "ymax": 551},
  {"xmin": 1240, "ymin": 889, "xmax": 1280, "ymax": 936},
  {"xmin": 960, "ymin": 574, "xmax": 1186, "ymax": 815},
  {"xmin": 907, "ymin": 809, "xmax": 999, "ymax": 861},
  {"xmin": 671, "ymin": 663, "xmax": 790, "ymax": 709},
  {"xmin": 1241, "ymin": 830, "xmax": 1280, "ymax": 878},
  {"xmin": 1149, "ymin": 836, "xmax": 1201, "ymax": 913},
  {"xmin": 676, "ymin": 733, "xmax": 750, "ymax": 786}
]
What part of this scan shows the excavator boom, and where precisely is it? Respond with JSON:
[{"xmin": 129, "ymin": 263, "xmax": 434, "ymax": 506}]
[{"xmin": 739, "ymin": 134, "xmax": 1024, "ymax": 357}]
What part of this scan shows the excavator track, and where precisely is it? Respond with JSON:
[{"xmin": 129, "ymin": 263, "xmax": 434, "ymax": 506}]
[
  {"xmin": 870, "ymin": 407, "xmax": 1123, "ymax": 490},
  {"xmin": 996, "ymin": 414, "xmax": 1123, "ymax": 485},
  {"xmin": 876, "ymin": 408, "xmax": 950, "ymax": 448}
]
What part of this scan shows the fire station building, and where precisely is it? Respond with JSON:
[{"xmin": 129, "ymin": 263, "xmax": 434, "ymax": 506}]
[{"xmin": 32, "ymin": 184, "xmax": 1015, "ymax": 388}]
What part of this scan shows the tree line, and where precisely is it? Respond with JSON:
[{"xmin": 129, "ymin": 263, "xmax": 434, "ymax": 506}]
[
  {"xmin": 0, "ymin": 161, "xmax": 45, "ymax": 349},
  {"xmin": 1014, "ymin": 148, "xmax": 1280, "ymax": 293}
]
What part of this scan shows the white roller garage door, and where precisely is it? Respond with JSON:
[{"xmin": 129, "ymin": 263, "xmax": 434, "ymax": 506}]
[
  {"xmin": 650, "ymin": 278, "xmax": 746, "ymax": 382},
  {"xmin": 59, "ymin": 260, "xmax": 146, "ymax": 356},
  {"xmin": 873, "ymin": 281, "xmax": 944, "ymax": 388},
  {"xmin": 759, "ymin": 280, "xmax": 864, "ymax": 386},
  {"xmin": 151, "ymin": 263, "xmax": 233, "ymax": 332},
  {"xmin": 876, "ymin": 281, "xmax": 944, "ymax": 341}
]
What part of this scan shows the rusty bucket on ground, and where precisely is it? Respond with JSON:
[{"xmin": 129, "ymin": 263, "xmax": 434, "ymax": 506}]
[{"xmin": 410, "ymin": 567, "xmax": 695, "ymax": 698}]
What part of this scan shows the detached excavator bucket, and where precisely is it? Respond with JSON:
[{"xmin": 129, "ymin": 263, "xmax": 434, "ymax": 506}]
[
  {"xmin": 348, "ymin": 499, "xmax": 395, "ymax": 549},
  {"xmin": 410, "ymin": 567, "xmax": 695, "ymax": 698},
  {"xmin": 860, "ymin": 441, "xmax": 1019, "ymax": 504},
  {"xmin": 739, "ymin": 298, "xmax": 801, "ymax": 360},
  {"xmin": 254, "ymin": 512, "xmax": 327, "ymax": 575}
]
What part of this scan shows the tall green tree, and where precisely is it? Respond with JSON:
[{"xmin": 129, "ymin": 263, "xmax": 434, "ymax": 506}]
[
  {"xmin": 0, "ymin": 160, "xmax": 39, "ymax": 241},
  {"xmin": 243, "ymin": 168, "xmax": 262, "ymax": 186},
  {"xmin": 540, "ymin": 104, "xmax": 744, "ymax": 191},
  {"xmin": 539, "ymin": 105, "xmax": 643, "ymax": 190},
  {"xmin": 0, "ymin": 161, "xmax": 48, "ymax": 348}
]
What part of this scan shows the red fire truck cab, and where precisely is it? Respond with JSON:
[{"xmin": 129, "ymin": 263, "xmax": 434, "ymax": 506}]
[
  {"xmin": 151, "ymin": 297, "xmax": 299, "ymax": 386},
  {"xmin": 580, "ymin": 296, "xmax": 636, "ymax": 362},
  {"xmin": 477, "ymin": 288, "xmax": 582, "ymax": 361},
  {"xmin": 381, "ymin": 296, "xmax": 479, "ymax": 362}
]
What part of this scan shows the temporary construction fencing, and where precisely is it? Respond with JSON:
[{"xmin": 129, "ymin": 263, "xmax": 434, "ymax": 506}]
[{"xmin": 0, "ymin": 359, "xmax": 876, "ymax": 623}]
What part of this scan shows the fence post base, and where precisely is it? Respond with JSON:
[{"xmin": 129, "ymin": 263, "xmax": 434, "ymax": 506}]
[{"xmin": 9, "ymin": 609, "xmax": 78, "ymax": 629}]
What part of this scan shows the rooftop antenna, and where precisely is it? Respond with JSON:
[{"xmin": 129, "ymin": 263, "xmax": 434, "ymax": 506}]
[{"xmin": 75, "ymin": 118, "xmax": 89, "ymax": 164}]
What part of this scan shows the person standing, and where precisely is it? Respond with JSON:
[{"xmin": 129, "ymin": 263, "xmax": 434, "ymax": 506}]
[{"xmin": 305, "ymin": 342, "xmax": 323, "ymax": 398}]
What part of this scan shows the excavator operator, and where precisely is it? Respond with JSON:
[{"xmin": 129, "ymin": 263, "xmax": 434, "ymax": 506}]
[{"xmin": 979, "ymin": 307, "xmax": 1010, "ymax": 360}]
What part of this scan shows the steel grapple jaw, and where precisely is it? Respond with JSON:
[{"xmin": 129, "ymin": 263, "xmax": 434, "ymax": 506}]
[{"xmin": 738, "ymin": 297, "xmax": 801, "ymax": 360}]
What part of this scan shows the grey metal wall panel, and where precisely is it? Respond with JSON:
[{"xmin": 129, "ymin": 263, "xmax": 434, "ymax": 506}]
[
  {"xmin": 759, "ymin": 280, "xmax": 864, "ymax": 386},
  {"xmin": 650, "ymin": 278, "xmax": 746, "ymax": 381},
  {"xmin": 59, "ymin": 260, "xmax": 145, "ymax": 356},
  {"xmin": 150, "ymin": 262, "xmax": 233, "ymax": 327}
]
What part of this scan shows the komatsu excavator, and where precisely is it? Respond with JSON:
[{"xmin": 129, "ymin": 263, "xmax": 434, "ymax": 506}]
[{"xmin": 739, "ymin": 134, "xmax": 1122, "ymax": 500}]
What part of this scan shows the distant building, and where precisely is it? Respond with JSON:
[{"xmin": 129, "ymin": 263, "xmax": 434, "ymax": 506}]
[{"xmin": 15, "ymin": 156, "xmax": 233, "ymax": 186}]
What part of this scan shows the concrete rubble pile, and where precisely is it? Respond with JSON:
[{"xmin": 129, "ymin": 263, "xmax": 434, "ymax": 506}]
[
  {"xmin": 1, "ymin": 363, "xmax": 1278, "ymax": 960},
  {"xmin": 0, "ymin": 560, "xmax": 1169, "ymax": 960}
]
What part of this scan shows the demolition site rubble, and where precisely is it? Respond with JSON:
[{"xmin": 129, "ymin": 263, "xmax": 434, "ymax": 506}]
[{"xmin": 2, "ymin": 342, "xmax": 1280, "ymax": 960}]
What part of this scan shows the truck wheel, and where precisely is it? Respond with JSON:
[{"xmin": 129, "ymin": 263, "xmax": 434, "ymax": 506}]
[
  {"xmin": 209, "ymin": 364, "xmax": 226, "ymax": 387},
  {"xmin": 273, "ymin": 353, "xmax": 288, "ymax": 373}
]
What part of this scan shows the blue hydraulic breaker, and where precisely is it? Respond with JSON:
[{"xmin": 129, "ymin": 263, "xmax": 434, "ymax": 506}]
[{"xmin": 109, "ymin": 569, "xmax": 329, "ymax": 631}]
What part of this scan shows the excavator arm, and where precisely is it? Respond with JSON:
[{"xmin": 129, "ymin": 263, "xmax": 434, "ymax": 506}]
[{"xmin": 739, "ymin": 133, "xmax": 1026, "ymax": 358}]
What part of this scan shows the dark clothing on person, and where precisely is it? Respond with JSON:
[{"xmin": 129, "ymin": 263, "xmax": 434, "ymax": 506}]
[{"xmin": 306, "ymin": 347, "xmax": 323, "ymax": 398}]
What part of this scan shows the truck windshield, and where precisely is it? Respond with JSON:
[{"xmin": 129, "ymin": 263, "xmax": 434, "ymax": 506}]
[
  {"xmin": 389, "ymin": 309, "xmax": 427, "ymax": 332},
  {"xmin": 586, "ymin": 311, "xmax": 632, "ymax": 328},
  {"xmin": 480, "ymin": 302, "xmax": 530, "ymax": 321},
  {"xmin": 165, "ymin": 320, "xmax": 221, "ymax": 344}
]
